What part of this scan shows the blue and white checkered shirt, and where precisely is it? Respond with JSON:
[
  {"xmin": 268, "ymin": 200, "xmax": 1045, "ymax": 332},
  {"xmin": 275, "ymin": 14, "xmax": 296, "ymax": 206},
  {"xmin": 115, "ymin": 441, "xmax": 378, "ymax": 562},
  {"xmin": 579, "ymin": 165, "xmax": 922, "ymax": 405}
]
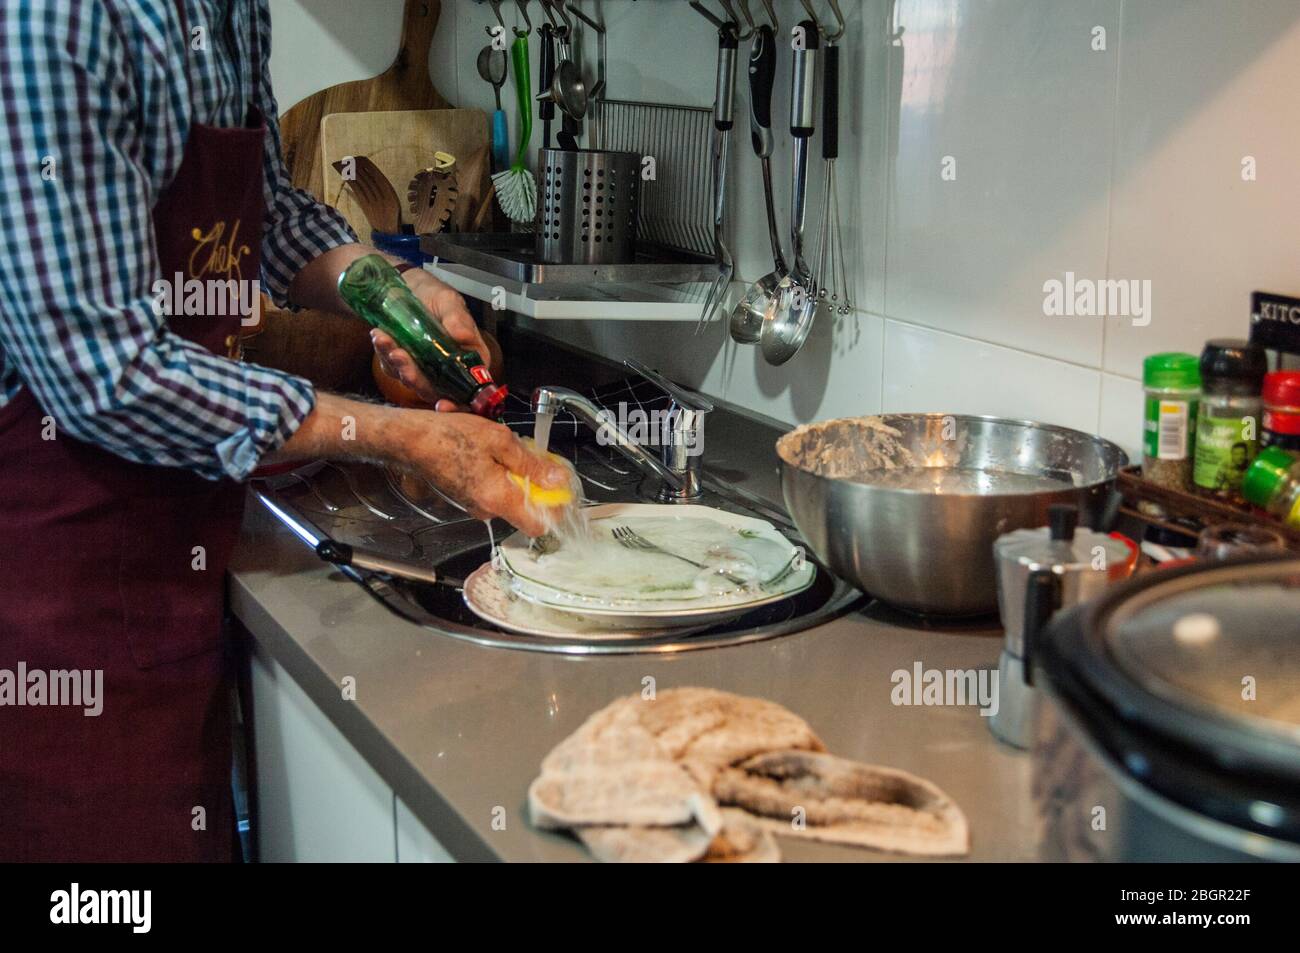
[{"xmin": 0, "ymin": 0, "xmax": 357, "ymax": 480}]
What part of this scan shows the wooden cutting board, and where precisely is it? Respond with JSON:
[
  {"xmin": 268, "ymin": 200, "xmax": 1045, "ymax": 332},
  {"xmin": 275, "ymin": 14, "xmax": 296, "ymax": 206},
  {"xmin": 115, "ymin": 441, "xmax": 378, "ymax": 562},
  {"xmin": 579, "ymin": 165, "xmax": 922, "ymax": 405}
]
[
  {"xmin": 278, "ymin": 0, "xmax": 450, "ymax": 201},
  {"xmin": 320, "ymin": 109, "xmax": 489, "ymax": 238}
]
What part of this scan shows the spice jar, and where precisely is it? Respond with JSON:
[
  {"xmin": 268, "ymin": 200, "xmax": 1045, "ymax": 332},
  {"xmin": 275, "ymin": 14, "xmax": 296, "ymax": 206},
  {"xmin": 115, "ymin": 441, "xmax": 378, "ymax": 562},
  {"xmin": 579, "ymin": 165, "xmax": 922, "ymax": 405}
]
[
  {"xmin": 1192, "ymin": 339, "xmax": 1267, "ymax": 503},
  {"xmin": 1142, "ymin": 352, "xmax": 1200, "ymax": 491},
  {"xmin": 1242, "ymin": 446, "xmax": 1300, "ymax": 529},
  {"xmin": 1261, "ymin": 370, "xmax": 1300, "ymax": 453}
]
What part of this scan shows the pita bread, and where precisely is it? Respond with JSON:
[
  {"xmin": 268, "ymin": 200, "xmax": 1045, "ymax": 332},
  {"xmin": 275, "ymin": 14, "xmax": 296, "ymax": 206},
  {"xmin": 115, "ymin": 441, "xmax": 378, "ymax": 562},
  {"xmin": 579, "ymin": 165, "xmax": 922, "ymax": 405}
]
[
  {"xmin": 713, "ymin": 750, "xmax": 970, "ymax": 857},
  {"xmin": 541, "ymin": 688, "xmax": 823, "ymax": 774},
  {"xmin": 576, "ymin": 809, "xmax": 781, "ymax": 863},
  {"xmin": 577, "ymin": 822, "xmax": 716, "ymax": 864},
  {"xmin": 529, "ymin": 759, "xmax": 722, "ymax": 833},
  {"xmin": 698, "ymin": 809, "xmax": 781, "ymax": 863},
  {"xmin": 530, "ymin": 689, "xmax": 966, "ymax": 862},
  {"xmin": 539, "ymin": 697, "xmax": 666, "ymax": 775},
  {"xmin": 636, "ymin": 688, "xmax": 826, "ymax": 788}
]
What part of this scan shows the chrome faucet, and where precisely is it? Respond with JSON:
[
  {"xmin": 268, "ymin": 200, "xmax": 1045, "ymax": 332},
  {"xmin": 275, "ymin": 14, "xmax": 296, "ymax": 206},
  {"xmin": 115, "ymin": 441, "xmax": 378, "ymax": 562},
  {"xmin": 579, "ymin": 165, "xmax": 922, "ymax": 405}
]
[{"xmin": 531, "ymin": 359, "xmax": 713, "ymax": 503}]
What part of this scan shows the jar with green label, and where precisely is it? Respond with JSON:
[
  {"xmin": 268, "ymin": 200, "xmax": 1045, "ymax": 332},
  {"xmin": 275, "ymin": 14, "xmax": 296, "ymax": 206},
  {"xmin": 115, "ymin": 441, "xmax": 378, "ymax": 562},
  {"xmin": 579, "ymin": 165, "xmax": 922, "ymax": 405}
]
[
  {"xmin": 1142, "ymin": 353, "xmax": 1200, "ymax": 491},
  {"xmin": 1192, "ymin": 339, "xmax": 1266, "ymax": 503}
]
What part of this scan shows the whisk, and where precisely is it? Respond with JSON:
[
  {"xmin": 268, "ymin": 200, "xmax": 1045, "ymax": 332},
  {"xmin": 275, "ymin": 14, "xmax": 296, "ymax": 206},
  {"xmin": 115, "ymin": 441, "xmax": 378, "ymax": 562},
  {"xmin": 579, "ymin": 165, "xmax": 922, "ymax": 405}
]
[{"xmin": 811, "ymin": 41, "xmax": 852, "ymax": 317}]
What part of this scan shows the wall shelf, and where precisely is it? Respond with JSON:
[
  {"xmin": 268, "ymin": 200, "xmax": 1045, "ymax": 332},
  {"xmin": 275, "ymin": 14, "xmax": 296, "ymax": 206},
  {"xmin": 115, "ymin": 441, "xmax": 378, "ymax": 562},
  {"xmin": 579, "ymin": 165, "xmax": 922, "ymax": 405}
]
[{"xmin": 421, "ymin": 233, "xmax": 726, "ymax": 322}]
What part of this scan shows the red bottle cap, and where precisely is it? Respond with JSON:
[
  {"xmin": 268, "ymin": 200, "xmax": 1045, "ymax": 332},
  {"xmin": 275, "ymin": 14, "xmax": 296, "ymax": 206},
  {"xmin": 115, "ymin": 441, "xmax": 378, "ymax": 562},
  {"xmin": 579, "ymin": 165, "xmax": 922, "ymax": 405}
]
[
  {"xmin": 1263, "ymin": 371, "xmax": 1300, "ymax": 408},
  {"xmin": 469, "ymin": 383, "xmax": 509, "ymax": 418}
]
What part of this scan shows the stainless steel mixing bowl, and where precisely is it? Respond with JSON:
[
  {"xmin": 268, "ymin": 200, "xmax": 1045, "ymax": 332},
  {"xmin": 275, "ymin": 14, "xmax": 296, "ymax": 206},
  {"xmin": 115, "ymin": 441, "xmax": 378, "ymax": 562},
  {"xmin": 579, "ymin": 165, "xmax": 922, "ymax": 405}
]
[{"xmin": 776, "ymin": 414, "xmax": 1129, "ymax": 616}]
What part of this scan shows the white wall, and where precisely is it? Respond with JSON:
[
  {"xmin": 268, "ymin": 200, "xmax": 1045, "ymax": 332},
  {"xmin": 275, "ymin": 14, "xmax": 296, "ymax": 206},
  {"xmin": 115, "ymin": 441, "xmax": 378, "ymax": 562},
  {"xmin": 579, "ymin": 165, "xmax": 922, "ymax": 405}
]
[{"xmin": 269, "ymin": 0, "xmax": 1300, "ymax": 459}]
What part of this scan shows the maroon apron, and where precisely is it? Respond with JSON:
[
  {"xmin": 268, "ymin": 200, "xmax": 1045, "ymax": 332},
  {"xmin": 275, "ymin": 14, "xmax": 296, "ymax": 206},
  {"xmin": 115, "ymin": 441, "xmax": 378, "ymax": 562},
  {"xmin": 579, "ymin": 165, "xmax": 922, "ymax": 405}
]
[{"xmin": 0, "ymin": 8, "xmax": 267, "ymax": 862}]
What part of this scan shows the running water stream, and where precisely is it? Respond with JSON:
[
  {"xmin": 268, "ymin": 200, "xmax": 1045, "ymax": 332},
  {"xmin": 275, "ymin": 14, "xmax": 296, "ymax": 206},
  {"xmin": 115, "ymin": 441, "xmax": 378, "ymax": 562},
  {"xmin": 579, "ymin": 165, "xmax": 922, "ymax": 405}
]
[
  {"xmin": 534, "ymin": 409, "xmax": 555, "ymax": 455},
  {"xmin": 488, "ymin": 408, "xmax": 563, "ymax": 563}
]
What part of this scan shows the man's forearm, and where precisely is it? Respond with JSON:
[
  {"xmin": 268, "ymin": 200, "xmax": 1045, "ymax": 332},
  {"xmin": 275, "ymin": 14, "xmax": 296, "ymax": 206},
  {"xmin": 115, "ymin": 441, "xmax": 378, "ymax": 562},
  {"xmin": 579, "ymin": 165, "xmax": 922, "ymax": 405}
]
[
  {"xmin": 261, "ymin": 389, "xmax": 567, "ymax": 539},
  {"xmin": 265, "ymin": 392, "xmax": 408, "ymax": 468},
  {"xmin": 285, "ymin": 243, "xmax": 443, "ymax": 315},
  {"xmin": 285, "ymin": 243, "xmax": 371, "ymax": 314}
]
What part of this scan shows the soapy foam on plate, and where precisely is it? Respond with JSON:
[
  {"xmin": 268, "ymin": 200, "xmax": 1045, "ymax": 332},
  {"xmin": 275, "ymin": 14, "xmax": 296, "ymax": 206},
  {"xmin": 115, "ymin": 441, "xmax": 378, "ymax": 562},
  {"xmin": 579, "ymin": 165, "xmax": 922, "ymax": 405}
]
[{"xmin": 506, "ymin": 514, "xmax": 796, "ymax": 607}]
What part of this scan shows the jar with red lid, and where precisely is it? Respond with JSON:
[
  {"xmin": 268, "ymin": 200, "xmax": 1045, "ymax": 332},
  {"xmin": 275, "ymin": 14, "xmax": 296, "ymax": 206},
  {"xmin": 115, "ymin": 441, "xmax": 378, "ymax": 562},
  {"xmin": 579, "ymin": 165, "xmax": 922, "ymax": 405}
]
[{"xmin": 1261, "ymin": 370, "xmax": 1300, "ymax": 453}]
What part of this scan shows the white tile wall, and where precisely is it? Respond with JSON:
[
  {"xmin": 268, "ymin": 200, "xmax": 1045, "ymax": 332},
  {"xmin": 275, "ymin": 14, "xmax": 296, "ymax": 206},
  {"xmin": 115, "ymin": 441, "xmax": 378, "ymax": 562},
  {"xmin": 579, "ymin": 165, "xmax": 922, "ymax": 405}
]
[
  {"xmin": 881, "ymin": 319, "xmax": 1103, "ymax": 435},
  {"xmin": 884, "ymin": 0, "xmax": 1119, "ymax": 369},
  {"xmin": 1101, "ymin": 0, "xmax": 1300, "ymax": 380},
  {"xmin": 269, "ymin": 0, "xmax": 1300, "ymax": 460},
  {"xmin": 1097, "ymin": 371, "xmax": 1144, "ymax": 459}
]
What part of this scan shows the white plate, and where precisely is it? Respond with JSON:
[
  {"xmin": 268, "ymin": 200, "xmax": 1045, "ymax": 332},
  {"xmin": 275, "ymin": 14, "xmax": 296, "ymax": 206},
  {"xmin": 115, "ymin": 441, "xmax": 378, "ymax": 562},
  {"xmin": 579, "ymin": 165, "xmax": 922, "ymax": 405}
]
[
  {"xmin": 462, "ymin": 564, "xmax": 713, "ymax": 638},
  {"xmin": 495, "ymin": 502, "xmax": 814, "ymax": 620}
]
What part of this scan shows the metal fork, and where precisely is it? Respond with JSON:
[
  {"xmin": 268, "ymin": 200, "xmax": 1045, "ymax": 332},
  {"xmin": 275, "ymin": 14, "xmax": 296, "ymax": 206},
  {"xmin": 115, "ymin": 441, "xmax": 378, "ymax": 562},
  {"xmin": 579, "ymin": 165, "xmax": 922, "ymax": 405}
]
[{"xmin": 611, "ymin": 526, "xmax": 744, "ymax": 585}]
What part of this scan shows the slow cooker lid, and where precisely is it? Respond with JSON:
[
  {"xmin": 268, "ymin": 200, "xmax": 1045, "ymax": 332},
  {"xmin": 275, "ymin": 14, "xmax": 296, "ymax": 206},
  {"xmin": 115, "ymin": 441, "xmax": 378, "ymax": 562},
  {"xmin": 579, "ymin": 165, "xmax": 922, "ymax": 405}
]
[
  {"xmin": 1040, "ymin": 556, "xmax": 1300, "ymax": 846},
  {"xmin": 1104, "ymin": 563, "xmax": 1300, "ymax": 740}
]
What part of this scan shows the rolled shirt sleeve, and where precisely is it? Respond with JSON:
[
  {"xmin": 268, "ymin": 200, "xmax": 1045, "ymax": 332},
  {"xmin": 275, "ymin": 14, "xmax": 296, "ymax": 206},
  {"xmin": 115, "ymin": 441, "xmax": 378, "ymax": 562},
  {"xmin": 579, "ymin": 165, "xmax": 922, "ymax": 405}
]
[{"xmin": 0, "ymin": 1, "xmax": 321, "ymax": 481}]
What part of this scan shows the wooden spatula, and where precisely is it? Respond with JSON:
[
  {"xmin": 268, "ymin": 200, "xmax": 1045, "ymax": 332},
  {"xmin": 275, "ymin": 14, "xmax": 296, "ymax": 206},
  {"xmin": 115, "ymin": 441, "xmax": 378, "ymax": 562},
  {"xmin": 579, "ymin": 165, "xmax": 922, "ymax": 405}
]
[
  {"xmin": 279, "ymin": 0, "xmax": 449, "ymax": 200},
  {"xmin": 408, "ymin": 152, "xmax": 459, "ymax": 235},
  {"xmin": 332, "ymin": 156, "xmax": 401, "ymax": 233}
]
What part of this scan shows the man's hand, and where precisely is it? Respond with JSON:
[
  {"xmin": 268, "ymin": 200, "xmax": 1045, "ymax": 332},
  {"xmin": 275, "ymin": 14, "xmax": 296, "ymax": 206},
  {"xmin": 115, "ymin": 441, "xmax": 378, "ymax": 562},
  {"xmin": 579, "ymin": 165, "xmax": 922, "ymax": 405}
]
[
  {"xmin": 266, "ymin": 394, "xmax": 567, "ymax": 538},
  {"xmin": 285, "ymin": 243, "xmax": 498, "ymax": 412},
  {"xmin": 372, "ymin": 270, "xmax": 495, "ymax": 412},
  {"xmin": 395, "ymin": 410, "xmax": 564, "ymax": 535}
]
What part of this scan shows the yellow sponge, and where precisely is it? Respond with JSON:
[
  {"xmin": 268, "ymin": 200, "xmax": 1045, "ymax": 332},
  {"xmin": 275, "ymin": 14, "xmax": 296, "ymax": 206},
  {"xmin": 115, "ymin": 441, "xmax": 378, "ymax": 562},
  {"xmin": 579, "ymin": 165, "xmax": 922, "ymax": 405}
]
[
  {"xmin": 508, "ymin": 472, "xmax": 575, "ymax": 507},
  {"xmin": 509, "ymin": 440, "xmax": 576, "ymax": 508}
]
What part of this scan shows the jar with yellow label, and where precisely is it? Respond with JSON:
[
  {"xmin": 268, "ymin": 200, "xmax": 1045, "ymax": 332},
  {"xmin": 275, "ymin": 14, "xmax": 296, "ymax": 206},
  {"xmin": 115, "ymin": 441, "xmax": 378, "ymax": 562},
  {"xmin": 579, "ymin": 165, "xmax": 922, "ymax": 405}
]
[{"xmin": 1142, "ymin": 353, "xmax": 1200, "ymax": 492}]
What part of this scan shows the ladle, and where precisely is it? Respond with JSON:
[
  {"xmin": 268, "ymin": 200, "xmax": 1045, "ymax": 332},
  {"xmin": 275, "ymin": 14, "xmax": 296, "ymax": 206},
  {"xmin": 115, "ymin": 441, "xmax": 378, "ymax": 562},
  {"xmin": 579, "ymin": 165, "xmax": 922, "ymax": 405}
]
[
  {"xmin": 728, "ymin": 24, "xmax": 786, "ymax": 344},
  {"xmin": 759, "ymin": 19, "xmax": 819, "ymax": 365}
]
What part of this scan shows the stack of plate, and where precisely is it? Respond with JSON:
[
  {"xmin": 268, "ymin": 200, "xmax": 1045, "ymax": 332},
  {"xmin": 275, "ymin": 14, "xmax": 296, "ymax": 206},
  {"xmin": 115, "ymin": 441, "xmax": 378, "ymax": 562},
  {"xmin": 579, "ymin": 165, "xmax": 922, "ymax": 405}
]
[{"xmin": 463, "ymin": 503, "xmax": 814, "ymax": 638}]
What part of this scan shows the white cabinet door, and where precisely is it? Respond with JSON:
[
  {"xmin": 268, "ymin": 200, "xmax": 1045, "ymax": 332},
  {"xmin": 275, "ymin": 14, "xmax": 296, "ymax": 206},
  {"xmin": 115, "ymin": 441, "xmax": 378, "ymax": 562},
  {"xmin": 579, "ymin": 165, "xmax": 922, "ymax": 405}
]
[
  {"xmin": 249, "ymin": 649, "xmax": 395, "ymax": 862},
  {"xmin": 395, "ymin": 798, "xmax": 455, "ymax": 863}
]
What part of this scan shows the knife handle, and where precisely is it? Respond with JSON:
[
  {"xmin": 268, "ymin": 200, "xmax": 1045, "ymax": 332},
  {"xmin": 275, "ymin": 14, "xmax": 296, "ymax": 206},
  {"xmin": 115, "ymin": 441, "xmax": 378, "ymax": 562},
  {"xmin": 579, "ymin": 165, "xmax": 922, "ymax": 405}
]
[
  {"xmin": 790, "ymin": 19, "xmax": 819, "ymax": 139},
  {"xmin": 822, "ymin": 43, "xmax": 839, "ymax": 161},
  {"xmin": 748, "ymin": 24, "xmax": 776, "ymax": 158}
]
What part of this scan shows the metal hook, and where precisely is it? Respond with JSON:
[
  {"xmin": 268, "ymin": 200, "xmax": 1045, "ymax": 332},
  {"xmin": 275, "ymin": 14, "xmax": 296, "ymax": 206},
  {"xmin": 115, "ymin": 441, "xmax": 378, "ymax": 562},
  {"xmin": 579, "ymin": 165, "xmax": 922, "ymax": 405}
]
[
  {"xmin": 799, "ymin": 0, "xmax": 845, "ymax": 41},
  {"xmin": 567, "ymin": 0, "xmax": 604, "ymax": 33},
  {"xmin": 540, "ymin": 0, "xmax": 570, "ymax": 39},
  {"xmin": 732, "ymin": 0, "xmax": 755, "ymax": 40},
  {"xmin": 824, "ymin": 0, "xmax": 845, "ymax": 41},
  {"xmin": 688, "ymin": 0, "xmax": 739, "ymax": 33},
  {"xmin": 514, "ymin": 0, "xmax": 532, "ymax": 36},
  {"xmin": 483, "ymin": 0, "xmax": 506, "ymax": 39},
  {"xmin": 738, "ymin": 0, "xmax": 777, "ymax": 33}
]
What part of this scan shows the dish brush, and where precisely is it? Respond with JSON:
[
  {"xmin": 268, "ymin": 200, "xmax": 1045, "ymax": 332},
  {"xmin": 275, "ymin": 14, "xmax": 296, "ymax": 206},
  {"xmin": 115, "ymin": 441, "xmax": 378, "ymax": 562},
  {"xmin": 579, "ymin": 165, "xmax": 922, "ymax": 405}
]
[{"xmin": 492, "ymin": 34, "xmax": 537, "ymax": 224}]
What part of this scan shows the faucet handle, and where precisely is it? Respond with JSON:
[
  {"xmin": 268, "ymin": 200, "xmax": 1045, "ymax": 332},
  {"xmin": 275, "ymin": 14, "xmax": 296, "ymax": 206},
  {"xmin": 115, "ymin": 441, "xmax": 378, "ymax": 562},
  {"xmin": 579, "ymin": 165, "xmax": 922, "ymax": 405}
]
[{"xmin": 624, "ymin": 359, "xmax": 714, "ymax": 414}]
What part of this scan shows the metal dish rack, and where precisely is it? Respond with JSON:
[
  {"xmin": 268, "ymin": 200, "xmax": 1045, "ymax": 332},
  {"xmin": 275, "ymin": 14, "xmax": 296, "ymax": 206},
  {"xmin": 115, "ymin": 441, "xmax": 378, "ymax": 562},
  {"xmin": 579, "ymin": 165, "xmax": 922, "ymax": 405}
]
[{"xmin": 589, "ymin": 99, "xmax": 714, "ymax": 259}]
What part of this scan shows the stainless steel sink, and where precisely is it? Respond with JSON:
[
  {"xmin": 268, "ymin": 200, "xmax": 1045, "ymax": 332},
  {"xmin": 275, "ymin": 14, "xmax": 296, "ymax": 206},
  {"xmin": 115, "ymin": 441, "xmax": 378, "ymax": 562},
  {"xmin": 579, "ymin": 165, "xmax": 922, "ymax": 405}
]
[{"xmin": 253, "ymin": 442, "xmax": 861, "ymax": 654}]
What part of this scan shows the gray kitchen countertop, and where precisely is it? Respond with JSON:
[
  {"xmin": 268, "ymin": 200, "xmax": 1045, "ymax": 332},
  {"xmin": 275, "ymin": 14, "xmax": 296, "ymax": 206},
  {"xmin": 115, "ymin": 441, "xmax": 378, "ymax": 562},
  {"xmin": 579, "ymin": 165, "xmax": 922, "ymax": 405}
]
[
  {"xmin": 229, "ymin": 497, "xmax": 1040, "ymax": 864},
  {"xmin": 227, "ymin": 330, "xmax": 1041, "ymax": 863}
]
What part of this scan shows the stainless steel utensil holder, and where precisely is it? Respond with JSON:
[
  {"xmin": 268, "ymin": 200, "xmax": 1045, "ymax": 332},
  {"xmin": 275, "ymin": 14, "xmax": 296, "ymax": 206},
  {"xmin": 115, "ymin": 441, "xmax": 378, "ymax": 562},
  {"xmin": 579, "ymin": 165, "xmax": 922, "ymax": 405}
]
[{"xmin": 536, "ymin": 148, "xmax": 640, "ymax": 265}]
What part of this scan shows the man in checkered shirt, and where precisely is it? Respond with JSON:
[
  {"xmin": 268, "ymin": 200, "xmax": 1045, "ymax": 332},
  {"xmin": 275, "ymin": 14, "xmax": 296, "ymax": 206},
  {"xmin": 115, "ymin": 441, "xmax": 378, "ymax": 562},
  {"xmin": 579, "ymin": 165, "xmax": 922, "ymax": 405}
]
[{"xmin": 0, "ymin": 0, "xmax": 563, "ymax": 860}]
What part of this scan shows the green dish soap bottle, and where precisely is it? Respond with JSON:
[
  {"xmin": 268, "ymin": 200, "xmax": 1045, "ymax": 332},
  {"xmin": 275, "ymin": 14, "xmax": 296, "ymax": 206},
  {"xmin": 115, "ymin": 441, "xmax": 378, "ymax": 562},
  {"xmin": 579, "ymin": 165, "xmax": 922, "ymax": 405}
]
[{"xmin": 338, "ymin": 254, "xmax": 507, "ymax": 418}]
